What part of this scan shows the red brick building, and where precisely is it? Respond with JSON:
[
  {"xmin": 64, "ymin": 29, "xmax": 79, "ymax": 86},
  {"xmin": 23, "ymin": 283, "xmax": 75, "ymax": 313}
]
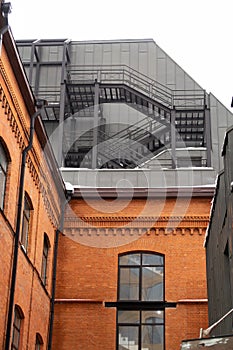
[
  {"xmin": 1, "ymin": 3, "xmax": 233, "ymax": 350},
  {"xmin": 0, "ymin": 7, "xmax": 64, "ymax": 349},
  {"xmin": 52, "ymin": 192, "xmax": 212, "ymax": 350}
]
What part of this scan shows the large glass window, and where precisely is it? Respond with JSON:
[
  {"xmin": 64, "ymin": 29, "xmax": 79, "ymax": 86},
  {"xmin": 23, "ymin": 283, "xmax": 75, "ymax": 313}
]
[
  {"xmin": 118, "ymin": 252, "xmax": 164, "ymax": 301},
  {"xmin": 11, "ymin": 306, "xmax": 24, "ymax": 350},
  {"xmin": 0, "ymin": 141, "xmax": 9, "ymax": 210},
  {"xmin": 118, "ymin": 252, "xmax": 165, "ymax": 350},
  {"xmin": 21, "ymin": 194, "xmax": 32, "ymax": 252},
  {"xmin": 41, "ymin": 234, "xmax": 50, "ymax": 285}
]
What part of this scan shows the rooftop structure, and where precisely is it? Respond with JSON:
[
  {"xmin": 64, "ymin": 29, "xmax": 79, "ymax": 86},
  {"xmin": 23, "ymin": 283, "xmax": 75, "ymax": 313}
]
[{"xmin": 16, "ymin": 38, "xmax": 233, "ymax": 189}]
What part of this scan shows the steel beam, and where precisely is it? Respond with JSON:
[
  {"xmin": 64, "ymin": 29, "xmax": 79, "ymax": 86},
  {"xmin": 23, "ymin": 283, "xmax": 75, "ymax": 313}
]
[{"xmin": 92, "ymin": 80, "xmax": 100, "ymax": 169}]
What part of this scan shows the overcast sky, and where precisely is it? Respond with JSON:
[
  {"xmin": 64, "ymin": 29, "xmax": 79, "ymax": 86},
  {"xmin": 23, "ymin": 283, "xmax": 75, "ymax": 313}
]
[{"xmin": 9, "ymin": 0, "xmax": 233, "ymax": 109}]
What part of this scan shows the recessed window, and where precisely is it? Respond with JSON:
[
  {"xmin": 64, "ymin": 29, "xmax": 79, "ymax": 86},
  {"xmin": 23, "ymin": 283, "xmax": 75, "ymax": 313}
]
[
  {"xmin": 0, "ymin": 140, "xmax": 9, "ymax": 210},
  {"xmin": 41, "ymin": 234, "xmax": 50, "ymax": 285},
  {"xmin": 35, "ymin": 333, "xmax": 43, "ymax": 350},
  {"xmin": 118, "ymin": 252, "xmax": 164, "ymax": 301},
  {"xmin": 11, "ymin": 305, "xmax": 24, "ymax": 350},
  {"xmin": 21, "ymin": 194, "xmax": 32, "ymax": 252},
  {"xmin": 117, "ymin": 252, "xmax": 165, "ymax": 350}
]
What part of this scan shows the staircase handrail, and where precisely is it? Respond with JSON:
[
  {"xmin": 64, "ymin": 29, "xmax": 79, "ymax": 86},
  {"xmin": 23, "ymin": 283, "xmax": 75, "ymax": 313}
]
[{"xmin": 67, "ymin": 64, "xmax": 206, "ymax": 109}]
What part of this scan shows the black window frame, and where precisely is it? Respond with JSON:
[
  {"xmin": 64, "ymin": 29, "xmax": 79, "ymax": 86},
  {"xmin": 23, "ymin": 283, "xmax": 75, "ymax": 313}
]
[
  {"xmin": 20, "ymin": 193, "xmax": 32, "ymax": 252},
  {"xmin": 11, "ymin": 305, "xmax": 24, "ymax": 350},
  {"xmin": 0, "ymin": 140, "xmax": 9, "ymax": 211},
  {"xmin": 41, "ymin": 233, "xmax": 50, "ymax": 285},
  {"xmin": 116, "ymin": 251, "xmax": 166, "ymax": 350},
  {"xmin": 35, "ymin": 333, "xmax": 43, "ymax": 350}
]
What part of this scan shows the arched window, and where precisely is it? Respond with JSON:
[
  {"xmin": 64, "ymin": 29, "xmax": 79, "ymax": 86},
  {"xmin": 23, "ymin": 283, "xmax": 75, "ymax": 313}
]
[
  {"xmin": 117, "ymin": 252, "xmax": 165, "ymax": 350},
  {"xmin": 21, "ymin": 193, "xmax": 33, "ymax": 252},
  {"xmin": 0, "ymin": 140, "xmax": 9, "ymax": 210},
  {"xmin": 11, "ymin": 305, "xmax": 24, "ymax": 350},
  {"xmin": 35, "ymin": 333, "xmax": 43, "ymax": 349},
  {"xmin": 41, "ymin": 233, "xmax": 50, "ymax": 285}
]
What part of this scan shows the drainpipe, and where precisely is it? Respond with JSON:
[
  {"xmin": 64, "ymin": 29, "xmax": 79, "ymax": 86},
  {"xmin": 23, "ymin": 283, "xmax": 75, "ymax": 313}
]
[
  {"xmin": 4, "ymin": 100, "xmax": 46, "ymax": 350},
  {"xmin": 47, "ymin": 208, "xmax": 64, "ymax": 350},
  {"xmin": 0, "ymin": 2, "xmax": 12, "ymax": 55},
  {"xmin": 47, "ymin": 184, "xmax": 73, "ymax": 350}
]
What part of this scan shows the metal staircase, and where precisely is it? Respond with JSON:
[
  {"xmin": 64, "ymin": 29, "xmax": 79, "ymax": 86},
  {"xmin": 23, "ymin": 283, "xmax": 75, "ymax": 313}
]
[
  {"xmin": 63, "ymin": 66, "xmax": 206, "ymax": 169},
  {"xmin": 15, "ymin": 40, "xmax": 209, "ymax": 169}
]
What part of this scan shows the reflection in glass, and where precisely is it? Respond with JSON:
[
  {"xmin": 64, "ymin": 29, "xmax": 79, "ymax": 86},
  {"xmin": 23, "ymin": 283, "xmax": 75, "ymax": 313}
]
[
  {"xmin": 119, "ymin": 253, "xmax": 140, "ymax": 266},
  {"xmin": 119, "ymin": 326, "xmax": 139, "ymax": 350},
  {"xmin": 142, "ymin": 254, "xmax": 163, "ymax": 266},
  {"xmin": 142, "ymin": 267, "xmax": 164, "ymax": 301},
  {"xmin": 119, "ymin": 268, "xmax": 139, "ymax": 300},
  {"xmin": 142, "ymin": 325, "xmax": 164, "ymax": 350},
  {"xmin": 141, "ymin": 310, "xmax": 164, "ymax": 324},
  {"xmin": 118, "ymin": 310, "xmax": 140, "ymax": 324},
  {"xmin": 118, "ymin": 252, "xmax": 165, "ymax": 349}
]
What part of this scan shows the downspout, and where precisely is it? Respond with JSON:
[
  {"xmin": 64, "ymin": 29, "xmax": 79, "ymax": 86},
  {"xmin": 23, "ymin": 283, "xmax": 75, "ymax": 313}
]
[
  {"xmin": 47, "ymin": 206, "xmax": 64, "ymax": 350},
  {"xmin": 4, "ymin": 101, "xmax": 46, "ymax": 350},
  {"xmin": 47, "ymin": 187, "xmax": 72, "ymax": 350}
]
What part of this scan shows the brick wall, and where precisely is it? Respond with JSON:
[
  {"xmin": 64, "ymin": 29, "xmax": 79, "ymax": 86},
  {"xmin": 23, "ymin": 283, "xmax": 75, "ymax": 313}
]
[
  {"xmin": 53, "ymin": 196, "xmax": 211, "ymax": 350},
  {"xmin": 0, "ymin": 43, "xmax": 62, "ymax": 349}
]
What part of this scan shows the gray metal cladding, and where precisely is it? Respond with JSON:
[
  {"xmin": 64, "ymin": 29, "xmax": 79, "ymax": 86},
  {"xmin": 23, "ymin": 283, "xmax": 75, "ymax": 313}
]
[
  {"xmin": 16, "ymin": 38, "xmax": 233, "ymax": 175},
  {"xmin": 69, "ymin": 40, "xmax": 203, "ymax": 92}
]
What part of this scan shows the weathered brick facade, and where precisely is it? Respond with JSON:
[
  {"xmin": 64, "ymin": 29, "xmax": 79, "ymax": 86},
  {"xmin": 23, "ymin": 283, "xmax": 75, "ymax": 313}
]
[
  {"xmin": 52, "ymin": 195, "xmax": 212, "ymax": 350},
  {"xmin": 0, "ymin": 31, "xmax": 64, "ymax": 348},
  {"xmin": 0, "ymin": 11, "xmax": 222, "ymax": 350}
]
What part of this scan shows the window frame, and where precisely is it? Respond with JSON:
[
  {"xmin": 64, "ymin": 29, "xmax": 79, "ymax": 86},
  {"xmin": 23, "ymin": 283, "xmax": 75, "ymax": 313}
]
[
  {"xmin": 118, "ymin": 251, "xmax": 165, "ymax": 302},
  {"xmin": 35, "ymin": 333, "xmax": 43, "ymax": 350},
  {"xmin": 117, "ymin": 251, "xmax": 165, "ymax": 350},
  {"xmin": 11, "ymin": 305, "xmax": 24, "ymax": 350},
  {"xmin": 20, "ymin": 193, "xmax": 33, "ymax": 252},
  {"xmin": 41, "ymin": 233, "xmax": 50, "ymax": 285},
  {"xmin": 0, "ymin": 139, "xmax": 10, "ymax": 211}
]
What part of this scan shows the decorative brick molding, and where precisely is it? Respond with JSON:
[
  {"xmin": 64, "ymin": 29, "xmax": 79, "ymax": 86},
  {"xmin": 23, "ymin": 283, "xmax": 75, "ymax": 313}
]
[
  {"xmin": 0, "ymin": 82, "xmax": 60, "ymax": 227},
  {"xmin": 63, "ymin": 215, "xmax": 209, "ymax": 236}
]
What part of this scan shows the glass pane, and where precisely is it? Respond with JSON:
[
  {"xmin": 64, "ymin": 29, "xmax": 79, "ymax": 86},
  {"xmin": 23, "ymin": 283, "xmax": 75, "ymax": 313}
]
[
  {"xmin": 0, "ymin": 170, "xmax": 6, "ymax": 209},
  {"xmin": 119, "ymin": 326, "xmax": 139, "ymax": 350},
  {"xmin": 141, "ymin": 310, "xmax": 164, "ymax": 324},
  {"xmin": 21, "ymin": 216, "xmax": 29, "ymax": 249},
  {"xmin": 12, "ymin": 328, "xmax": 20, "ymax": 347},
  {"xmin": 14, "ymin": 310, "xmax": 21, "ymax": 328},
  {"xmin": 24, "ymin": 197, "xmax": 31, "ymax": 219},
  {"xmin": 119, "ymin": 268, "xmax": 139, "ymax": 300},
  {"xmin": 118, "ymin": 310, "xmax": 140, "ymax": 324},
  {"xmin": 119, "ymin": 254, "xmax": 140, "ymax": 266},
  {"xmin": 41, "ymin": 255, "xmax": 47, "ymax": 283},
  {"xmin": 142, "ymin": 325, "xmax": 164, "ymax": 350},
  {"xmin": 0, "ymin": 144, "xmax": 7, "ymax": 171},
  {"xmin": 142, "ymin": 267, "xmax": 164, "ymax": 301},
  {"xmin": 142, "ymin": 253, "xmax": 164, "ymax": 266}
]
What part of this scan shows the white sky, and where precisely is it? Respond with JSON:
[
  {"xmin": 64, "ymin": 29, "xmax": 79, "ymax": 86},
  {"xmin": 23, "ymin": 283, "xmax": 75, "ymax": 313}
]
[{"xmin": 9, "ymin": 0, "xmax": 233, "ymax": 109}]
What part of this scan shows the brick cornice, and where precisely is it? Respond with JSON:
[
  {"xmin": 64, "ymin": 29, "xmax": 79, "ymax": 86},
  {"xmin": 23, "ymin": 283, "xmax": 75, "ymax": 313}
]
[
  {"xmin": 63, "ymin": 215, "xmax": 209, "ymax": 236},
  {"xmin": 0, "ymin": 81, "xmax": 61, "ymax": 227},
  {"xmin": 64, "ymin": 215, "xmax": 209, "ymax": 226}
]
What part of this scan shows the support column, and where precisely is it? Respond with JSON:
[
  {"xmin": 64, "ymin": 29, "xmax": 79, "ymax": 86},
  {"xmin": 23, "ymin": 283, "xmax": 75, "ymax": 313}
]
[
  {"xmin": 57, "ymin": 82, "xmax": 66, "ymax": 167},
  {"xmin": 205, "ymin": 108, "xmax": 211, "ymax": 167},
  {"xmin": 92, "ymin": 80, "xmax": 99, "ymax": 169},
  {"xmin": 171, "ymin": 108, "xmax": 176, "ymax": 169},
  {"xmin": 57, "ymin": 43, "xmax": 69, "ymax": 167}
]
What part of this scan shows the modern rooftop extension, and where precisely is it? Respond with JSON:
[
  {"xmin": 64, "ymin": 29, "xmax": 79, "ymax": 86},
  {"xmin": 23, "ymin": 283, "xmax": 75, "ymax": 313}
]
[{"xmin": 16, "ymin": 39, "xmax": 233, "ymax": 188}]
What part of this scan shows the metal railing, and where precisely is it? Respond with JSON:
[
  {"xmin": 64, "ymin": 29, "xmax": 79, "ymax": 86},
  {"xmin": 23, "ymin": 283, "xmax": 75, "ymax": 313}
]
[{"xmin": 67, "ymin": 64, "xmax": 206, "ymax": 109}]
